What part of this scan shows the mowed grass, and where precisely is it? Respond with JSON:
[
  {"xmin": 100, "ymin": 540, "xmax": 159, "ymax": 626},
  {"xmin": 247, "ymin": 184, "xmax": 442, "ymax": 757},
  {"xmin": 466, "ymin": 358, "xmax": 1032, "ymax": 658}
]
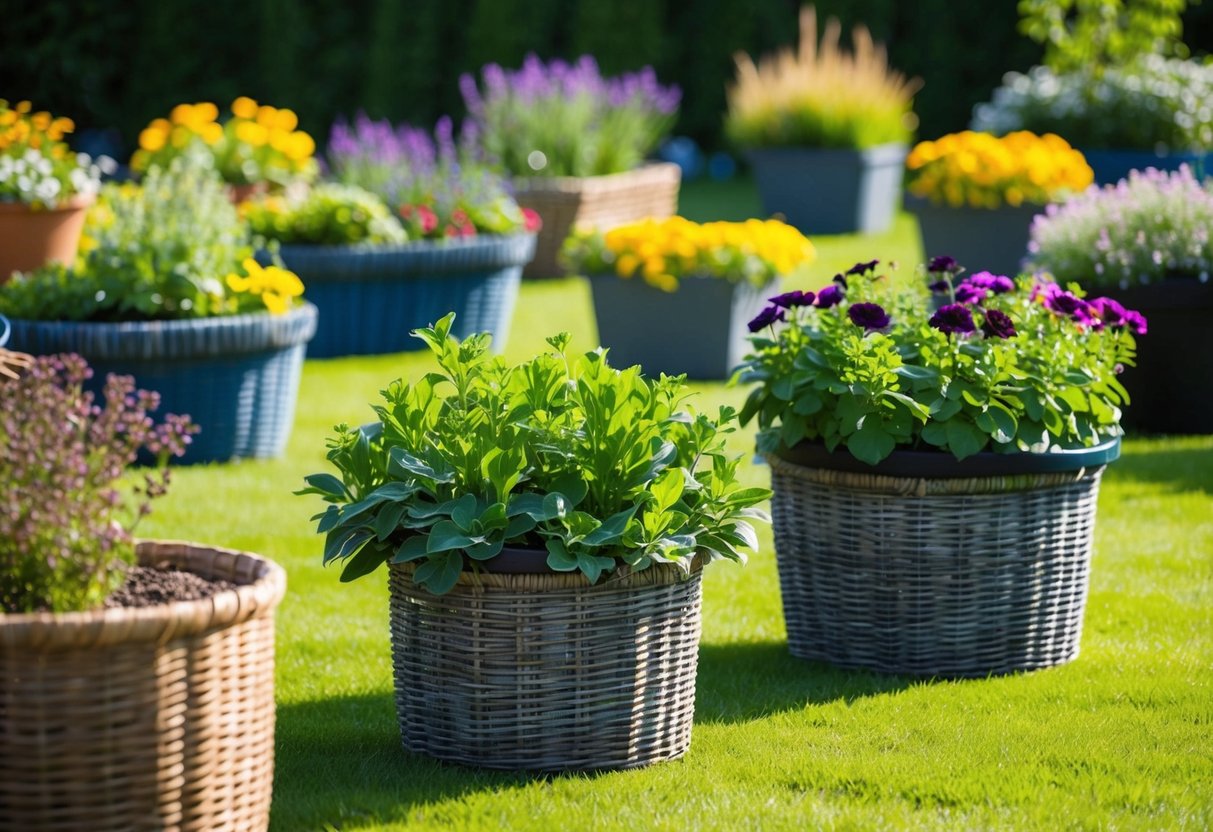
[{"xmin": 139, "ymin": 178, "xmax": 1213, "ymax": 830}]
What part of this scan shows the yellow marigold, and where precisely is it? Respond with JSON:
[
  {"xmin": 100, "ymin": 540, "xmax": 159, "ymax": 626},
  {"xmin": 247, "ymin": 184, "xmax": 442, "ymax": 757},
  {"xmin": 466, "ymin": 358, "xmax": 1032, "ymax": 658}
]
[
  {"xmin": 255, "ymin": 105, "xmax": 278, "ymax": 129},
  {"xmin": 138, "ymin": 125, "xmax": 168, "ymax": 152},
  {"xmin": 235, "ymin": 121, "xmax": 269, "ymax": 147},
  {"xmin": 274, "ymin": 108, "xmax": 299, "ymax": 132},
  {"xmin": 232, "ymin": 96, "xmax": 259, "ymax": 120}
]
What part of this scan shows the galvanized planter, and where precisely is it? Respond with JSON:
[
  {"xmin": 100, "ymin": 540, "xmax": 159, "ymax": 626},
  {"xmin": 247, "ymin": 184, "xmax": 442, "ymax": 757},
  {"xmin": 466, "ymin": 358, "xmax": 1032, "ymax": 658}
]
[{"xmin": 906, "ymin": 195, "xmax": 1042, "ymax": 278}]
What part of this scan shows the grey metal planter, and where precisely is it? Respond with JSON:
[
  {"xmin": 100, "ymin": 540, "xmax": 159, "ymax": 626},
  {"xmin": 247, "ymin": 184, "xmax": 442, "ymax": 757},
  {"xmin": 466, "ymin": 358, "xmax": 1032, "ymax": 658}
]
[
  {"xmin": 273, "ymin": 233, "xmax": 536, "ymax": 358},
  {"xmin": 1079, "ymin": 148, "xmax": 1209, "ymax": 186},
  {"xmin": 746, "ymin": 144, "xmax": 907, "ymax": 235},
  {"xmin": 906, "ymin": 195, "xmax": 1042, "ymax": 278},
  {"xmin": 588, "ymin": 272, "xmax": 775, "ymax": 380}
]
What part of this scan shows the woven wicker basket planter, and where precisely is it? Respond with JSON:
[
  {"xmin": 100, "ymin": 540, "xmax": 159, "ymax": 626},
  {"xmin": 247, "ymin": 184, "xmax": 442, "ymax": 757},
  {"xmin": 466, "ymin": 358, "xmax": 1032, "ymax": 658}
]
[
  {"xmin": 0, "ymin": 540, "xmax": 286, "ymax": 832},
  {"xmin": 513, "ymin": 162, "xmax": 681, "ymax": 278},
  {"xmin": 387, "ymin": 552, "xmax": 703, "ymax": 772},
  {"xmin": 767, "ymin": 439, "xmax": 1121, "ymax": 678},
  {"xmin": 5, "ymin": 304, "xmax": 317, "ymax": 463},
  {"xmin": 274, "ymin": 234, "xmax": 534, "ymax": 357}
]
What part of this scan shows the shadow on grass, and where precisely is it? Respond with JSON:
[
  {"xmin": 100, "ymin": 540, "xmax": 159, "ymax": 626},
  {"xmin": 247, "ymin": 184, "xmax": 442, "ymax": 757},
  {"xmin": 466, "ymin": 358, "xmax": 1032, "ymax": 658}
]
[
  {"xmin": 694, "ymin": 640, "xmax": 915, "ymax": 725},
  {"xmin": 1106, "ymin": 443, "xmax": 1213, "ymax": 495}
]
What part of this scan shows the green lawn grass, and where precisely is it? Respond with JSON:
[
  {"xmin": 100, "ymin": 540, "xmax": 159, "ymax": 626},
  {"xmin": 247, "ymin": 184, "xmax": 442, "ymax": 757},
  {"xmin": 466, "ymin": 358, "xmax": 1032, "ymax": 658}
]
[{"xmin": 140, "ymin": 178, "xmax": 1212, "ymax": 830}]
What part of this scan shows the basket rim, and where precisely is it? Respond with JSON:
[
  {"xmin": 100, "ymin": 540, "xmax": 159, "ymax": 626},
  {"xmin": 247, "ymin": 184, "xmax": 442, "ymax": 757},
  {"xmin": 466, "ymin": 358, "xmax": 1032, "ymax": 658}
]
[
  {"xmin": 275, "ymin": 232, "xmax": 537, "ymax": 276},
  {"xmin": 0, "ymin": 539, "xmax": 287, "ymax": 649},
  {"xmin": 510, "ymin": 161, "xmax": 681, "ymax": 195},
  {"xmin": 390, "ymin": 553, "xmax": 702, "ymax": 592}
]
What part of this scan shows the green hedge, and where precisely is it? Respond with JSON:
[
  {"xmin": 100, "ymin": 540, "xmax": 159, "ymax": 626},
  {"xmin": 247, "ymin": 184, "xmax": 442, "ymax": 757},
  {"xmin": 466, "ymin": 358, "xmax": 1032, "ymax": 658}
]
[{"xmin": 5, "ymin": 0, "xmax": 1211, "ymax": 157}]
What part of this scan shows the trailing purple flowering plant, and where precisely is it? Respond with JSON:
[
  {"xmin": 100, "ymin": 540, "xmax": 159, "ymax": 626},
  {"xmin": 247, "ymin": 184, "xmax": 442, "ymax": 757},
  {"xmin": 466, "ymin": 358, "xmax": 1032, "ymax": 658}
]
[
  {"xmin": 735, "ymin": 258, "xmax": 1148, "ymax": 464},
  {"xmin": 460, "ymin": 54, "xmax": 680, "ymax": 178},
  {"xmin": 0, "ymin": 352, "xmax": 194, "ymax": 613}
]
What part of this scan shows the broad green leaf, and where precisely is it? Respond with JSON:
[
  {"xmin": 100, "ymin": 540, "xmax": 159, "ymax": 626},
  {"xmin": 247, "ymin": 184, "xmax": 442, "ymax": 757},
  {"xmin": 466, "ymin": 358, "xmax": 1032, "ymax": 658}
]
[
  {"xmin": 945, "ymin": 419, "xmax": 987, "ymax": 460},
  {"xmin": 450, "ymin": 494, "xmax": 478, "ymax": 529},
  {"xmin": 373, "ymin": 502, "xmax": 408, "ymax": 541},
  {"xmin": 576, "ymin": 551, "xmax": 616, "ymax": 584},
  {"xmin": 650, "ymin": 468, "xmax": 685, "ymax": 513},
  {"xmin": 582, "ymin": 506, "xmax": 639, "ymax": 546},
  {"xmin": 298, "ymin": 473, "xmax": 348, "ymax": 500},
  {"xmin": 426, "ymin": 520, "xmax": 477, "ymax": 554},
  {"xmin": 846, "ymin": 422, "xmax": 896, "ymax": 465},
  {"xmin": 339, "ymin": 541, "xmax": 389, "ymax": 582},
  {"xmin": 545, "ymin": 540, "xmax": 579, "ymax": 572},
  {"xmin": 465, "ymin": 538, "xmax": 505, "ymax": 561},
  {"xmin": 392, "ymin": 535, "xmax": 430, "ymax": 563},
  {"xmin": 323, "ymin": 526, "xmax": 374, "ymax": 566}
]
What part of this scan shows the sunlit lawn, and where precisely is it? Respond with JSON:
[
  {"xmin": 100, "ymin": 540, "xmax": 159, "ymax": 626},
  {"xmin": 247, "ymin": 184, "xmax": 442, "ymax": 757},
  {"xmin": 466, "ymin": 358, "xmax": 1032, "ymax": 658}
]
[{"xmin": 141, "ymin": 177, "xmax": 1212, "ymax": 830}]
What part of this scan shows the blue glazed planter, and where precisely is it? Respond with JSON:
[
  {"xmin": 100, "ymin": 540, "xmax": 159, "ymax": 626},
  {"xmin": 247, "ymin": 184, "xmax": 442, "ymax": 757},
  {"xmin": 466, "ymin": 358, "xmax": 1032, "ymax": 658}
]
[
  {"xmin": 747, "ymin": 144, "xmax": 907, "ymax": 235},
  {"xmin": 6, "ymin": 304, "xmax": 317, "ymax": 463},
  {"xmin": 1079, "ymin": 148, "xmax": 1209, "ymax": 186},
  {"xmin": 273, "ymin": 233, "xmax": 536, "ymax": 358},
  {"xmin": 906, "ymin": 195, "xmax": 1043, "ymax": 278},
  {"xmin": 589, "ymin": 272, "xmax": 776, "ymax": 380}
]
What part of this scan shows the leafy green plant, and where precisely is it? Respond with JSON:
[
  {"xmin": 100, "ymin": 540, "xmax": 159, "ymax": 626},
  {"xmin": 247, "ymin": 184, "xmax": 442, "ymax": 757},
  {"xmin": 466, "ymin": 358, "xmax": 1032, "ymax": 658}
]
[
  {"xmin": 735, "ymin": 259, "xmax": 1147, "ymax": 464},
  {"xmin": 300, "ymin": 313, "xmax": 769, "ymax": 595},
  {"xmin": 1018, "ymin": 0, "xmax": 1193, "ymax": 73},
  {"xmin": 243, "ymin": 183, "xmax": 407, "ymax": 246}
]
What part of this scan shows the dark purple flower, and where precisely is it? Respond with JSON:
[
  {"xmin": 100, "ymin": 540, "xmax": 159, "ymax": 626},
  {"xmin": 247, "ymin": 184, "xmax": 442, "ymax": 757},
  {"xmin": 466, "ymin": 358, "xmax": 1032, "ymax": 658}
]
[
  {"xmin": 981, "ymin": 308, "xmax": 1018, "ymax": 339},
  {"xmin": 928, "ymin": 278, "xmax": 952, "ymax": 294},
  {"xmin": 966, "ymin": 271, "xmax": 1015, "ymax": 295},
  {"xmin": 846, "ymin": 259, "xmax": 880, "ymax": 277},
  {"xmin": 927, "ymin": 255, "xmax": 959, "ymax": 273},
  {"xmin": 832, "ymin": 273, "xmax": 848, "ymax": 287},
  {"xmin": 929, "ymin": 303, "xmax": 977, "ymax": 335},
  {"xmin": 954, "ymin": 282, "xmax": 989, "ymax": 305},
  {"xmin": 1050, "ymin": 292, "xmax": 1092, "ymax": 322},
  {"xmin": 748, "ymin": 305, "xmax": 786, "ymax": 332},
  {"xmin": 1124, "ymin": 310, "xmax": 1148, "ymax": 335},
  {"xmin": 1088, "ymin": 297, "xmax": 1127, "ymax": 328},
  {"xmin": 815, "ymin": 284, "xmax": 845, "ymax": 308},
  {"xmin": 769, "ymin": 289, "xmax": 815, "ymax": 309},
  {"xmin": 848, "ymin": 302, "xmax": 891, "ymax": 331}
]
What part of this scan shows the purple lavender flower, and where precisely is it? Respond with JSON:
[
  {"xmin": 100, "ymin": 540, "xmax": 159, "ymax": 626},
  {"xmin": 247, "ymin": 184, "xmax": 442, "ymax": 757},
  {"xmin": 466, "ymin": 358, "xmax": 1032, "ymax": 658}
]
[
  {"xmin": 929, "ymin": 303, "xmax": 977, "ymax": 335},
  {"xmin": 954, "ymin": 282, "xmax": 989, "ymax": 305},
  {"xmin": 846, "ymin": 259, "xmax": 880, "ymax": 277},
  {"xmin": 769, "ymin": 289, "xmax": 815, "ymax": 309},
  {"xmin": 748, "ymin": 305, "xmax": 786, "ymax": 332},
  {"xmin": 981, "ymin": 309, "xmax": 1018, "ymax": 339},
  {"xmin": 848, "ymin": 303, "xmax": 891, "ymax": 331},
  {"xmin": 815, "ymin": 284, "xmax": 845, "ymax": 308},
  {"xmin": 927, "ymin": 255, "xmax": 960, "ymax": 273},
  {"xmin": 966, "ymin": 271, "xmax": 1016, "ymax": 294}
]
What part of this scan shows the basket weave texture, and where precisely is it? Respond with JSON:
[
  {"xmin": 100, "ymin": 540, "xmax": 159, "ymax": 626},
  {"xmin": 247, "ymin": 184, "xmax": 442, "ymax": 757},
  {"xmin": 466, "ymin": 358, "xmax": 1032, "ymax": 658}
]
[
  {"xmin": 276, "ymin": 234, "xmax": 534, "ymax": 358},
  {"xmin": 5, "ymin": 304, "xmax": 317, "ymax": 463},
  {"xmin": 768, "ymin": 454, "xmax": 1106, "ymax": 677},
  {"xmin": 513, "ymin": 162, "xmax": 681, "ymax": 278},
  {"xmin": 387, "ymin": 559, "xmax": 702, "ymax": 772},
  {"xmin": 0, "ymin": 540, "xmax": 286, "ymax": 832}
]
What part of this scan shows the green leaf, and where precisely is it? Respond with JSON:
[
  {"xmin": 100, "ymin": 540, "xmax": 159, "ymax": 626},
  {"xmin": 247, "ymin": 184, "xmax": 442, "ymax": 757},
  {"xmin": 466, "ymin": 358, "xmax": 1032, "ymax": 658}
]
[
  {"xmin": 894, "ymin": 365, "xmax": 938, "ymax": 381},
  {"xmin": 392, "ymin": 535, "xmax": 430, "ymax": 563},
  {"xmin": 582, "ymin": 506, "xmax": 639, "ymax": 546},
  {"xmin": 650, "ymin": 468, "xmax": 685, "ymax": 513},
  {"xmin": 426, "ymin": 520, "xmax": 476, "ymax": 554},
  {"xmin": 545, "ymin": 539, "xmax": 579, "ymax": 572},
  {"xmin": 373, "ymin": 502, "xmax": 407, "ymax": 541},
  {"xmin": 323, "ymin": 526, "xmax": 374, "ymax": 565},
  {"xmin": 339, "ymin": 541, "xmax": 389, "ymax": 582},
  {"xmin": 465, "ymin": 538, "xmax": 505, "ymax": 561},
  {"xmin": 414, "ymin": 550, "xmax": 463, "ymax": 595},
  {"xmin": 883, "ymin": 391, "xmax": 931, "ymax": 421},
  {"xmin": 945, "ymin": 419, "xmax": 987, "ymax": 460},
  {"xmin": 315, "ymin": 504, "xmax": 341, "ymax": 534},
  {"xmin": 450, "ymin": 494, "xmax": 478, "ymax": 529},
  {"xmin": 542, "ymin": 492, "xmax": 570, "ymax": 521},
  {"xmin": 975, "ymin": 403, "xmax": 1018, "ymax": 444},
  {"xmin": 576, "ymin": 551, "xmax": 616, "ymax": 584},
  {"xmin": 388, "ymin": 447, "xmax": 454, "ymax": 483},
  {"xmin": 298, "ymin": 473, "xmax": 348, "ymax": 500},
  {"xmin": 792, "ymin": 390, "xmax": 823, "ymax": 415},
  {"xmin": 846, "ymin": 422, "xmax": 896, "ymax": 465}
]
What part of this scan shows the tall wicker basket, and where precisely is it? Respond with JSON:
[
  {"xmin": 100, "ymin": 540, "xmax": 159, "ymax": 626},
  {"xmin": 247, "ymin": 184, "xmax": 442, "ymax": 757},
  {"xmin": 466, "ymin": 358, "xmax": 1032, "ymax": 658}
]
[
  {"xmin": 0, "ymin": 541, "xmax": 286, "ymax": 832},
  {"xmin": 767, "ymin": 441, "xmax": 1119, "ymax": 678},
  {"xmin": 513, "ymin": 162, "xmax": 681, "ymax": 278},
  {"xmin": 387, "ymin": 556, "xmax": 703, "ymax": 772}
]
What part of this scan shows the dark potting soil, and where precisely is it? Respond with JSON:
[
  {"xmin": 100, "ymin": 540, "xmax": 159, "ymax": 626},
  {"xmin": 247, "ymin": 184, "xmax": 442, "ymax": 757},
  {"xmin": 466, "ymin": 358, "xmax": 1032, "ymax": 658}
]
[{"xmin": 104, "ymin": 566, "xmax": 237, "ymax": 609}]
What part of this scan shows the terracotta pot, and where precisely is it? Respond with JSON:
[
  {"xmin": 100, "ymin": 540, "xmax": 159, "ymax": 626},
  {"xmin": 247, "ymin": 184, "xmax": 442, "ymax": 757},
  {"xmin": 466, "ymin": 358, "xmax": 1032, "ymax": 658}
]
[
  {"xmin": 0, "ymin": 195, "xmax": 92, "ymax": 283},
  {"xmin": 226, "ymin": 181, "xmax": 268, "ymax": 204}
]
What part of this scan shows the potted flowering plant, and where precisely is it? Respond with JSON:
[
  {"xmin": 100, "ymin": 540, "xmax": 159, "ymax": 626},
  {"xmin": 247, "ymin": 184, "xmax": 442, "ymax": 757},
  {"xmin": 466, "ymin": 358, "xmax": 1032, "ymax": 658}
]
[
  {"xmin": 0, "ymin": 153, "xmax": 317, "ymax": 462},
  {"xmin": 562, "ymin": 216, "xmax": 815, "ymax": 378},
  {"xmin": 734, "ymin": 257, "xmax": 1146, "ymax": 676},
  {"xmin": 460, "ymin": 54, "xmax": 682, "ymax": 277},
  {"xmin": 0, "ymin": 351, "xmax": 284, "ymax": 831},
  {"xmin": 0, "ymin": 99, "xmax": 109, "ymax": 281},
  {"xmin": 905, "ymin": 130, "xmax": 1094, "ymax": 276},
  {"xmin": 1029, "ymin": 165, "xmax": 1212, "ymax": 433},
  {"xmin": 724, "ymin": 6, "xmax": 920, "ymax": 235},
  {"xmin": 283, "ymin": 114, "xmax": 538, "ymax": 357},
  {"xmin": 131, "ymin": 97, "xmax": 318, "ymax": 197},
  {"xmin": 300, "ymin": 313, "xmax": 769, "ymax": 771}
]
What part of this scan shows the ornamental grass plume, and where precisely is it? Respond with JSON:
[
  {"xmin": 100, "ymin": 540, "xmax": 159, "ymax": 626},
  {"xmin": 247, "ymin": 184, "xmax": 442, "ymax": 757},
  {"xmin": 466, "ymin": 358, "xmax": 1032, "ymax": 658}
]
[
  {"xmin": 725, "ymin": 6, "xmax": 921, "ymax": 150},
  {"xmin": 1028, "ymin": 165, "xmax": 1213, "ymax": 287}
]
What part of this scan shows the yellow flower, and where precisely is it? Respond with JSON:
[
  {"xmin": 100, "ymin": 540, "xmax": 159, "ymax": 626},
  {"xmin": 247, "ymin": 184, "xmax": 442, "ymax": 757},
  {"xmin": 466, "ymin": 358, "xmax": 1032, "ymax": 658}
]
[
  {"xmin": 138, "ymin": 125, "xmax": 167, "ymax": 152},
  {"xmin": 255, "ymin": 105, "xmax": 279, "ymax": 128},
  {"xmin": 236, "ymin": 121, "xmax": 269, "ymax": 147},
  {"xmin": 232, "ymin": 96, "xmax": 259, "ymax": 120},
  {"xmin": 274, "ymin": 108, "xmax": 299, "ymax": 132}
]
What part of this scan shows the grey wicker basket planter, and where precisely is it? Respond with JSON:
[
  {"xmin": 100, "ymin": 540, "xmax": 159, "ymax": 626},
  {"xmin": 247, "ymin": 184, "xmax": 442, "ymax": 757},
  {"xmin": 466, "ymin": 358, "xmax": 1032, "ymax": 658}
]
[
  {"xmin": 513, "ymin": 162, "xmax": 681, "ymax": 278},
  {"xmin": 5, "ymin": 304, "xmax": 317, "ymax": 464},
  {"xmin": 589, "ymin": 272, "xmax": 776, "ymax": 380},
  {"xmin": 274, "ymin": 234, "xmax": 534, "ymax": 357},
  {"xmin": 0, "ymin": 540, "xmax": 286, "ymax": 832},
  {"xmin": 387, "ymin": 553, "xmax": 703, "ymax": 772},
  {"xmin": 767, "ymin": 439, "xmax": 1120, "ymax": 678}
]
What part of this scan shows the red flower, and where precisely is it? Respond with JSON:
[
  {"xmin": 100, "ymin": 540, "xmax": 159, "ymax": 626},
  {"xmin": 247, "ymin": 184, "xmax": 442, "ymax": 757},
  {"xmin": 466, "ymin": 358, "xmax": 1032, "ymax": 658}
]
[
  {"xmin": 522, "ymin": 207, "xmax": 542, "ymax": 232},
  {"xmin": 416, "ymin": 205, "xmax": 438, "ymax": 235}
]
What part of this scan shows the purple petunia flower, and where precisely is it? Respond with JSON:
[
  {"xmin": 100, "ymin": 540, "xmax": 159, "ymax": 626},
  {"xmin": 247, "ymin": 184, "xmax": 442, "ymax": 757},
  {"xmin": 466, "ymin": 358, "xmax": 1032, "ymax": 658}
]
[
  {"xmin": 769, "ymin": 289, "xmax": 815, "ymax": 309},
  {"xmin": 929, "ymin": 303, "xmax": 977, "ymax": 335},
  {"xmin": 748, "ymin": 305, "xmax": 786, "ymax": 332},
  {"xmin": 832, "ymin": 273, "xmax": 848, "ymax": 288},
  {"xmin": 966, "ymin": 271, "xmax": 1016, "ymax": 294},
  {"xmin": 815, "ymin": 284, "xmax": 845, "ymax": 308},
  {"xmin": 927, "ymin": 255, "xmax": 960, "ymax": 273},
  {"xmin": 1124, "ymin": 310, "xmax": 1148, "ymax": 335},
  {"xmin": 848, "ymin": 302, "xmax": 891, "ymax": 331},
  {"xmin": 846, "ymin": 259, "xmax": 880, "ymax": 277},
  {"xmin": 928, "ymin": 278, "xmax": 952, "ymax": 294},
  {"xmin": 1088, "ymin": 297, "xmax": 1127, "ymax": 328},
  {"xmin": 981, "ymin": 308, "xmax": 1018, "ymax": 339},
  {"xmin": 954, "ymin": 282, "xmax": 989, "ymax": 305}
]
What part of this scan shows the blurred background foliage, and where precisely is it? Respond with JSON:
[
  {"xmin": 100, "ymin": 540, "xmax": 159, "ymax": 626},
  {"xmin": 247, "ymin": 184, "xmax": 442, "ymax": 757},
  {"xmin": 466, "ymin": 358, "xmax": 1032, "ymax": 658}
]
[{"xmin": 4, "ymin": 0, "xmax": 1211, "ymax": 156}]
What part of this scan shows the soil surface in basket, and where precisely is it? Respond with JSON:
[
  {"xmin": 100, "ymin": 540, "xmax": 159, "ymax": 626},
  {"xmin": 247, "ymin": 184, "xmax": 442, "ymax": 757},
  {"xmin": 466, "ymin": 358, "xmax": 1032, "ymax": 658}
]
[{"xmin": 104, "ymin": 566, "xmax": 236, "ymax": 609}]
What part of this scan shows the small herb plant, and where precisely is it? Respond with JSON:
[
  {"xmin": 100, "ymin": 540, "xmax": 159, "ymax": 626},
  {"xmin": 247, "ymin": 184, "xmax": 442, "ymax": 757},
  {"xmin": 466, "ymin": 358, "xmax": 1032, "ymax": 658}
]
[
  {"xmin": 1029, "ymin": 165, "xmax": 1213, "ymax": 287},
  {"xmin": 735, "ymin": 259, "xmax": 1147, "ymax": 465},
  {"xmin": 0, "ymin": 99, "xmax": 108, "ymax": 208},
  {"xmin": 725, "ymin": 7, "xmax": 920, "ymax": 150},
  {"xmin": 243, "ymin": 183, "xmax": 407, "ymax": 246},
  {"xmin": 561, "ymin": 216, "xmax": 815, "ymax": 292},
  {"xmin": 300, "ymin": 313, "xmax": 769, "ymax": 595},
  {"xmin": 0, "ymin": 353, "xmax": 194, "ymax": 613},
  {"xmin": 0, "ymin": 154, "xmax": 305, "ymax": 322}
]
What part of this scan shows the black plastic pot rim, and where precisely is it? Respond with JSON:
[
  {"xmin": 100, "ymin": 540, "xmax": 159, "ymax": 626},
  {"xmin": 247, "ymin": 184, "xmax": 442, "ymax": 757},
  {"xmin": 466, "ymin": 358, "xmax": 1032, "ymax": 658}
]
[{"xmin": 771, "ymin": 436, "xmax": 1121, "ymax": 478}]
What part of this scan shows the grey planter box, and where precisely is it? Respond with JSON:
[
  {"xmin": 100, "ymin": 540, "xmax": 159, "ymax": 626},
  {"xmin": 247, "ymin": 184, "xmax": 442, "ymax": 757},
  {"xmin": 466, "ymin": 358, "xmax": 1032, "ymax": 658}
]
[
  {"xmin": 747, "ymin": 144, "xmax": 906, "ymax": 235},
  {"xmin": 588, "ymin": 273, "xmax": 776, "ymax": 380},
  {"xmin": 906, "ymin": 195, "xmax": 1043, "ymax": 278}
]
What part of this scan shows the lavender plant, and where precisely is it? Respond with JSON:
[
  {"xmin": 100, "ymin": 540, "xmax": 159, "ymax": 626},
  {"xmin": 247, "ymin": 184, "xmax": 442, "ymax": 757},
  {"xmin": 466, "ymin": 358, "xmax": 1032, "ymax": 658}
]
[
  {"xmin": 1028, "ymin": 166, "xmax": 1213, "ymax": 287},
  {"xmin": 460, "ymin": 54, "xmax": 680, "ymax": 178},
  {"xmin": 0, "ymin": 353, "xmax": 194, "ymax": 613},
  {"xmin": 326, "ymin": 114, "xmax": 537, "ymax": 239}
]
